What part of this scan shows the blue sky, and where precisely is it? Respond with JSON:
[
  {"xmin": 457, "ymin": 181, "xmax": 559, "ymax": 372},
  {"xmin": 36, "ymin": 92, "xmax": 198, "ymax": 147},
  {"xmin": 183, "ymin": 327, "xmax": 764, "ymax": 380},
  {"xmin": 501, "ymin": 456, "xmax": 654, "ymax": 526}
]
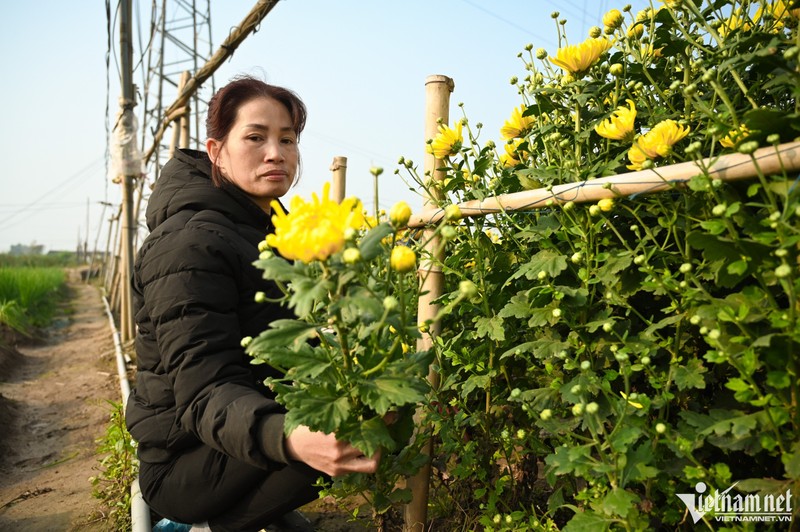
[{"xmin": 0, "ymin": 0, "xmax": 648, "ymax": 253}]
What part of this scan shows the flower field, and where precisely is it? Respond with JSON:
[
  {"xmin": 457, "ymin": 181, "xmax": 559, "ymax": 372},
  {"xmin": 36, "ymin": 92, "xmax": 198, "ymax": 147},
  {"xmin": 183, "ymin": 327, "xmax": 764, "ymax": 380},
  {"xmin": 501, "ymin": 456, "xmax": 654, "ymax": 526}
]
[{"xmin": 247, "ymin": 1, "xmax": 800, "ymax": 530}]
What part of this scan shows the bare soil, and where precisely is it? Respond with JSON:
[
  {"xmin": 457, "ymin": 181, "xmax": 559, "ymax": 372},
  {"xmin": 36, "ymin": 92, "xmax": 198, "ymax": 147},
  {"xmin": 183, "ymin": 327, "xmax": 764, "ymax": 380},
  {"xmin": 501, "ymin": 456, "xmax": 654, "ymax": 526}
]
[
  {"xmin": 0, "ymin": 271, "xmax": 379, "ymax": 532},
  {"xmin": 0, "ymin": 272, "xmax": 119, "ymax": 531}
]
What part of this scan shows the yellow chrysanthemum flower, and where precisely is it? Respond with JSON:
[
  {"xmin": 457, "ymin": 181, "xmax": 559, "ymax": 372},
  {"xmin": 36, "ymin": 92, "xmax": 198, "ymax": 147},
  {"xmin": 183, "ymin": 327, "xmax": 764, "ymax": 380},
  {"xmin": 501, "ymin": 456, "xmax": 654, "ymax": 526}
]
[
  {"xmin": 718, "ymin": 7, "xmax": 752, "ymax": 38},
  {"xmin": 500, "ymin": 105, "xmax": 535, "ymax": 140},
  {"xmin": 267, "ymin": 182, "xmax": 365, "ymax": 263},
  {"xmin": 595, "ymin": 99, "xmax": 637, "ymax": 141},
  {"xmin": 427, "ymin": 121, "xmax": 463, "ymax": 158},
  {"xmin": 549, "ymin": 37, "xmax": 613, "ymax": 75},
  {"xmin": 719, "ymin": 124, "xmax": 751, "ymax": 148},
  {"xmin": 499, "ymin": 138, "xmax": 526, "ymax": 168},
  {"xmin": 754, "ymin": 0, "xmax": 800, "ymax": 30},
  {"xmin": 626, "ymin": 120, "xmax": 691, "ymax": 170}
]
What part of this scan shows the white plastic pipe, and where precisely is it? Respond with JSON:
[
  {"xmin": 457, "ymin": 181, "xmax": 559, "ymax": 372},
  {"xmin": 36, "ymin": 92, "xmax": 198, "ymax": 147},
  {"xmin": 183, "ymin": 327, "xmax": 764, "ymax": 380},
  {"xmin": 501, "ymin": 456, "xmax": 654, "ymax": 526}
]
[{"xmin": 102, "ymin": 295, "xmax": 150, "ymax": 532}]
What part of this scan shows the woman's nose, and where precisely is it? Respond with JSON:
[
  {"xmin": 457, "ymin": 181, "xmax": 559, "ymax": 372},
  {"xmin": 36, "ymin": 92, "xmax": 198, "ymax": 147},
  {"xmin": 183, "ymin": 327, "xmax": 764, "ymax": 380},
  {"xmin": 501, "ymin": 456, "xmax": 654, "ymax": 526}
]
[{"xmin": 264, "ymin": 140, "xmax": 285, "ymax": 162}]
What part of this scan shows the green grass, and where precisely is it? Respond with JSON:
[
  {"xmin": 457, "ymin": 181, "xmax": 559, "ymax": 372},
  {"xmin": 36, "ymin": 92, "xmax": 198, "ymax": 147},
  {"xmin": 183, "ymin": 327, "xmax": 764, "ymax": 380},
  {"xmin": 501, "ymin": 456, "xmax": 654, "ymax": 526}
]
[{"xmin": 0, "ymin": 267, "xmax": 67, "ymax": 333}]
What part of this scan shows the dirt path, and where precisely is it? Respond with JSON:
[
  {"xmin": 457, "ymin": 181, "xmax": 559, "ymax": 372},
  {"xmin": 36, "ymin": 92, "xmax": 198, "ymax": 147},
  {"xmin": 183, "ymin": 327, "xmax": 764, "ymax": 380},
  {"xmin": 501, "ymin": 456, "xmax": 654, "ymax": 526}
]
[
  {"xmin": 0, "ymin": 275, "xmax": 119, "ymax": 531},
  {"xmin": 0, "ymin": 273, "xmax": 379, "ymax": 532}
]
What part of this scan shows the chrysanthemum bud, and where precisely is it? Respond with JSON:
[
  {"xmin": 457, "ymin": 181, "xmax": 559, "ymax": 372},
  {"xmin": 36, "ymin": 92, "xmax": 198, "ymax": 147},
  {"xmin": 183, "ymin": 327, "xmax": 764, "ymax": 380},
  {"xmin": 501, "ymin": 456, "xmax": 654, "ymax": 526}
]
[
  {"xmin": 444, "ymin": 204, "xmax": 462, "ymax": 221},
  {"xmin": 383, "ymin": 295, "xmax": 399, "ymax": 311},
  {"xmin": 441, "ymin": 225, "xmax": 457, "ymax": 240},
  {"xmin": 342, "ymin": 248, "xmax": 361, "ymax": 264},
  {"xmin": 390, "ymin": 245, "xmax": 416, "ymax": 273},
  {"xmin": 459, "ymin": 280, "xmax": 478, "ymax": 298},
  {"xmin": 603, "ymin": 9, "xmax": 624, "ymax": 29},
  {"xmin": 389, "ymin": 201, "xmax": 412, "ymax": 228}
]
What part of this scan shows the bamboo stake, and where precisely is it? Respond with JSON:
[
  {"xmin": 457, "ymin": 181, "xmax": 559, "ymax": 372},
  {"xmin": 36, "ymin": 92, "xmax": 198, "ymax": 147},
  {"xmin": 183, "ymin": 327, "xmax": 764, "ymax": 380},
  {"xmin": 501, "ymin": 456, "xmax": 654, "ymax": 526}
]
[
  {"xmin": 404, "ymin": 74, "xmax": 455, "ymax": 532},
  {"xmin": 179, "ymin": 71, "xmax": 191, "ymax": 149},
  {"xmin": 330, "ymin": 156, "xmax": 347, "ymax": 202},
  {"xmin": 408, "ymin": 142, "xmax": 800, "ymax": 227}
]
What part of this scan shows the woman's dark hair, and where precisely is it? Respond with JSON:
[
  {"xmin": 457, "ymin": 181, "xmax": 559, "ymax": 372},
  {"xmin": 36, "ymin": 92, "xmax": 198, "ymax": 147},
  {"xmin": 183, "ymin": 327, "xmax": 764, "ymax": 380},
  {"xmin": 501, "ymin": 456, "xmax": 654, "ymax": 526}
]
[{"xmin": 206, "ymin": 75, "xmax": 307, "ymax": 186}]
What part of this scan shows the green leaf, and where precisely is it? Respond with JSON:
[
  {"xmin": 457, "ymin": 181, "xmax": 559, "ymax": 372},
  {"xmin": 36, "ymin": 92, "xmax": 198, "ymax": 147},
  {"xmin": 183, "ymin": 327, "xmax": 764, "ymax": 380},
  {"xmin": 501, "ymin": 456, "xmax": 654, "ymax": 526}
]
[
  {"xmin": 498, "ymin": 293, "xmax": 532, "ymax": 319},
  {"xmin": 288, "ymin": 276, "xmax": 333, "ymax": 318},
  {"xmin": 700, "ymin": 219, "xmax": 727, "ymax": 235},
  {"xmin": 253, "ymin": 255, "xmax": 297, "ymax": 282},
  {"xmin": 508, "ymin": 249, "xmax": 568, "ymax": 282},
  {"xmin": 766, "ymin": 371, "xmax": 791, "ymax": 389},
  {"xmin": 283, "ymin": 387, "xmax": 350, "ymax": 434},
  {"xmin": 359, "ymin": 223, "xmax": 394, "ymax": 261},
  {"xmin": 265, "ymin": 344, "xmax": 331, "ymax": 380},
  {"xmin": 598, "ymin": 487, "xmax": 640, "ymax": 518},
  {"xmin": 246, "ymin": 319, "xmax": 319, "ymax": 357},
  {"xmin": 475, "ymin": 316, "xmax": 505, "ymax": 342},
  {"xmin": 369, "ymin": 375, "xmax": 427, "ymax": 410},
  {"xmin": 338, "ymin": 416, "xmax": 396, "ymax": 457},
  {"xmin": 562, "ymin": 509, "xmax": 615, "ymax": 532},
  {"xmin": 623, "ymin": 443, "xmax": 659, "ymax": 483},
  {"xmin": 727, "ymin": 259, "xmax": 748, "ymax": 276},
  {"xmin": 674, "ymin": 358, "xmax": 707, "ymax": 390}
]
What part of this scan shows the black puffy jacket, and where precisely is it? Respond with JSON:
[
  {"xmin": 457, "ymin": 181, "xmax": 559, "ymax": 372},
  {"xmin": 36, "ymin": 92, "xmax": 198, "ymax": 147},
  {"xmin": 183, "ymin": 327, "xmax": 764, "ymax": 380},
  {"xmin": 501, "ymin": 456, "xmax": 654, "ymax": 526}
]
[{"xmin": 125, "ymin": 149, "xmax": 293, "ymax": 468}]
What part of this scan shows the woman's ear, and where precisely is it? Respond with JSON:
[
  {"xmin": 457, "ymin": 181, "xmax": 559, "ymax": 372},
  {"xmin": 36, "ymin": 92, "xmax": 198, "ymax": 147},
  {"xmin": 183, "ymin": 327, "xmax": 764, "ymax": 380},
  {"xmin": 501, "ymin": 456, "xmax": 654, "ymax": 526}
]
[{"xmin": 206, "ymin": 138, "xmax": 220, "ymax": 162}]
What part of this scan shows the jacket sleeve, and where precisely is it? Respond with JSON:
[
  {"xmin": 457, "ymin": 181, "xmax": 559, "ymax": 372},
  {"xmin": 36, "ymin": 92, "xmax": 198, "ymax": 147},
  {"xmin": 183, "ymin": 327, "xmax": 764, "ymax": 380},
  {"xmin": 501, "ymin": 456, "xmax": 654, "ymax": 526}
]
[{"xmin": 137, "ymin": 222, "xmax": 290, "ymax": 468}]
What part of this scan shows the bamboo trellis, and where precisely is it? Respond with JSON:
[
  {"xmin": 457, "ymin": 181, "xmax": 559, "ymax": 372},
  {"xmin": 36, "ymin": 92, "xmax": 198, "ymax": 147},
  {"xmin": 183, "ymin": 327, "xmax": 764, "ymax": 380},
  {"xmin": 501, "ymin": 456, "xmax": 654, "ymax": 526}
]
[{"xmin": 402, "ymin": 75, "xmax": 800, "ymax": 531}]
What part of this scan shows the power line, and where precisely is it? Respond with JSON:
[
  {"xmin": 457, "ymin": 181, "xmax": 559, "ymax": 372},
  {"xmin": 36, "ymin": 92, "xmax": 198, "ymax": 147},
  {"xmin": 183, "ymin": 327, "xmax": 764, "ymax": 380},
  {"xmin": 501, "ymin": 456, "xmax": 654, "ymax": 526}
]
[{"xmin": 0, "ymin": 156, "xmax": 106, "ymax": 230}]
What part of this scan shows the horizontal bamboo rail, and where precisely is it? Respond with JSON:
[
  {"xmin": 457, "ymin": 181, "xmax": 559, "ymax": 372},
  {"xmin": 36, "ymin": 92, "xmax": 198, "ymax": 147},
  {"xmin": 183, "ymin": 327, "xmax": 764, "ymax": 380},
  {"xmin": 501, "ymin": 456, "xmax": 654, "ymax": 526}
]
[{"xmin": 408, "ymin": 141, "xmax": 800, "ymax": 227}]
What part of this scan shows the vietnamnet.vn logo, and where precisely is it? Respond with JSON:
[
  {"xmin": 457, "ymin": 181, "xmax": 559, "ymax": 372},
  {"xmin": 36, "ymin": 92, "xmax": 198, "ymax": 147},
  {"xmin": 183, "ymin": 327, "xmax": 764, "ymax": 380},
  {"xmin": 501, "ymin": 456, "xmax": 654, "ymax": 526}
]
[{"xmin": 677, "ymin": 481, "xmax": 793, "ymax": 524}]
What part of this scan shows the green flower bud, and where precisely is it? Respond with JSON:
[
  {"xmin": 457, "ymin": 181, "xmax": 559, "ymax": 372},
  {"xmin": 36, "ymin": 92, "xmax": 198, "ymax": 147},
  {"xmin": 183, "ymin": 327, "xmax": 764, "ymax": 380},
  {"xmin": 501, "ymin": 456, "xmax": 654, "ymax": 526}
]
[
  {"xmin": 775, "ymin": 264, "xmax": 792, "ymax": 278},
  {"xmin": 459, "ymin": 280, "xmax": 478, "ymax": 297},
  {"xmin": 254, "ymin": 291, "xmax": 267, "ymax": 303},
  {"xmin": 540, "ymin": 408, "xmax": 553, "ymax": 420},
  {"xmin": 738, "ymin": 141, "xmax": 760, "ymax": 154},
  {"xmin": 655, "ymin": 422, "xmax": 667, "ymax": 434},
  {"xmin": 240, "ymin": 336, "xmax": 253, "ymax": 348},
  {"xmin": 585, "ymin": 402, "xmax": 599, "ymax": 414},
  {"xmin": 580, "ymin": 360, "xmax": 591, "ymax": 371},
  {"xmin": 712, "ymin": 203, "xmax": 727, "ymax": 216},
  {"xmin": 572, "ymin": 403, "xmax": 584, "ymax": 416}
]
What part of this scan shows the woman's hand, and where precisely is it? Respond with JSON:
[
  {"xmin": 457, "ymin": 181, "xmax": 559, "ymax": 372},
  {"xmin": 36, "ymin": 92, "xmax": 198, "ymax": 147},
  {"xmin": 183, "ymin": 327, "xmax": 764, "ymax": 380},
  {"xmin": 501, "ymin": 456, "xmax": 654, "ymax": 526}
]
[{"xmin": 284, "ymin": 425, "xmax": 381, "ymax": 477}]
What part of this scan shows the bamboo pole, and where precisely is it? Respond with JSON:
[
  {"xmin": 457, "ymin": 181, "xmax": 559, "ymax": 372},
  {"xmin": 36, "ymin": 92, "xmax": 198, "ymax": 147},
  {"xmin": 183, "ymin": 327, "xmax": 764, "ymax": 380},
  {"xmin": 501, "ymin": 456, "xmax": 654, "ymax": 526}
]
[
  {"xmin": 404, "ymin": 74, "xmax": 455, "ymax": 532},
  {"xmin": 408, "ymin": 141, "xmax": 800, "ymax": 227},
  {"xmin": 179, "ymin": 71, "xmax": 191, "ymax": 149},
  {"xmin": 117, "ymin": 0, "xmax": 136, "ymax": 344},
  {"xmin": 330, "ymin": 156, "xmax": 347, "ymax": 202},
  {"xmin": 142, "ymin": 0, "xmax": 281, "ymax": 165}
]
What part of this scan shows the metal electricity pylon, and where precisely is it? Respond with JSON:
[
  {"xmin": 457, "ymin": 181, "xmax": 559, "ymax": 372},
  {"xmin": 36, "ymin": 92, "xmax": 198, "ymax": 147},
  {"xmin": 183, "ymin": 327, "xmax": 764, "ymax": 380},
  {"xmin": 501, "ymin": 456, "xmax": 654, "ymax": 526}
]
[{"xmin": 140, "ymin": 0, "xmax": 215, "ymax": 184}]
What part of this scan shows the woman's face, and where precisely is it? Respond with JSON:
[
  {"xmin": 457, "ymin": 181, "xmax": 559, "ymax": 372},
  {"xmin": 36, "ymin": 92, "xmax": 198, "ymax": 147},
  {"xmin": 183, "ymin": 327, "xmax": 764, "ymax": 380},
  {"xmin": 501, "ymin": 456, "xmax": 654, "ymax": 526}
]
[{"xmin": 206, "ymin": 97, "xmax": 298, "ymax": 212}]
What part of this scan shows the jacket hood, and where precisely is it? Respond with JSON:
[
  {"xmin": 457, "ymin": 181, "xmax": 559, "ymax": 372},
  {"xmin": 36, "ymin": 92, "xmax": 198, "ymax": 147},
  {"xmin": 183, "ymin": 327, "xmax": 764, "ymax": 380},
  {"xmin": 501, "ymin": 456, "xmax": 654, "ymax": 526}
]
[{"xmin": 145, "ymin": 148, "xmax": 272, "ymax": 232}]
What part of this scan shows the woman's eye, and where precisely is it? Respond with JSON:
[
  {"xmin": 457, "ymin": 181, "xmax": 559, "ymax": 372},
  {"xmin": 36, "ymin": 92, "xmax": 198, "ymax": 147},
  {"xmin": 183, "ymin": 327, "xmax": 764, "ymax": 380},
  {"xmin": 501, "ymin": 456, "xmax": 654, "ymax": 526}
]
[{"xmin": 282, "ymin": 137, "xmax": 297, "ymax": 145}]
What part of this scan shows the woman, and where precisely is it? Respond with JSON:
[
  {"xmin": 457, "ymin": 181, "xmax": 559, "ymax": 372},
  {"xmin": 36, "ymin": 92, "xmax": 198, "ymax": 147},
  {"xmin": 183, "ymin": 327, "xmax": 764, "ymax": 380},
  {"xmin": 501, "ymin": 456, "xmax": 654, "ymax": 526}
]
[{"xmin": 126, "ymin": 76, "xmax": 380, "ymax": 531}]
